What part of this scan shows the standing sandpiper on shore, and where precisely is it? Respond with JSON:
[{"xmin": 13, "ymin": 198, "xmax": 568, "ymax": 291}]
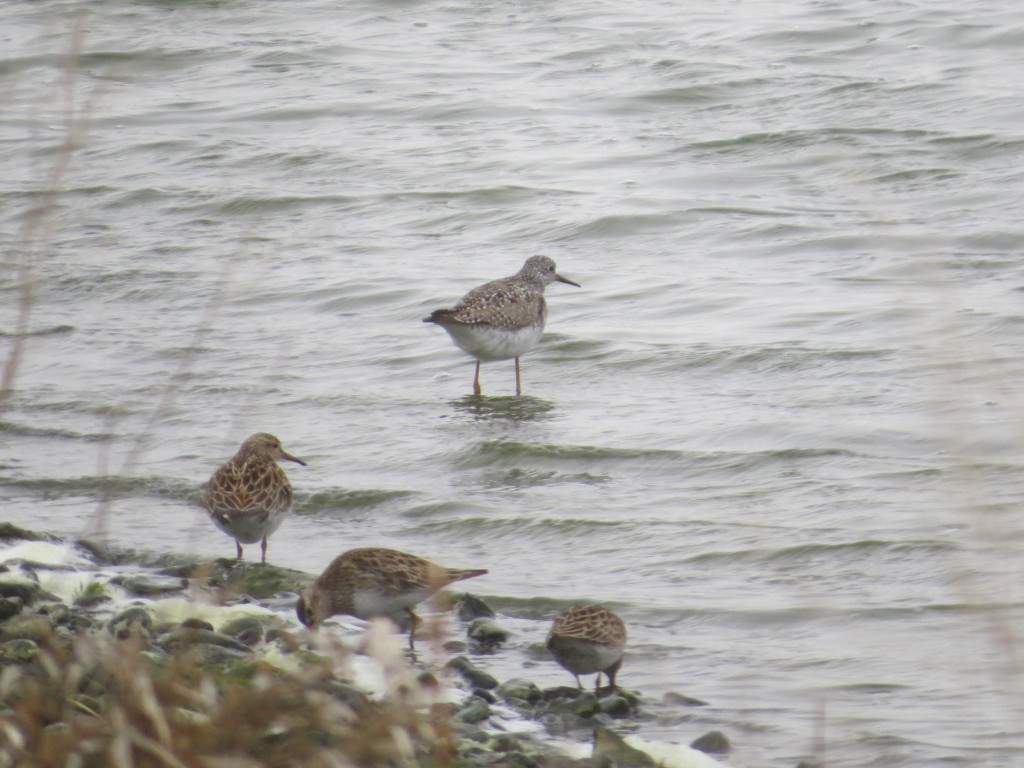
[
  {"xmin": 423, "ymin": 255, "xmax": 579, "ymax": 396},
  {"xmin": 547, "ymin": 604, "xmax": 627, "ymax": 692},
  {"xmin": 296, "ymin": 547, "xmax": 487, "ymax": 649},
  {"xmin": 202, "ymin": 433, "xmax": 306, "ymax": 563}
]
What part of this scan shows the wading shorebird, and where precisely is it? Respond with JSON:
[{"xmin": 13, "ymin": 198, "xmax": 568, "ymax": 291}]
[
  {"xmin": 202, "ymin": 433, "xmax": 306, "ymax": 563},
  {"xmin": 423, "ymin": 255, "xmax": 579, "ymax": 396},
  {"xmin": 296, "ymin": 547, "xmax": 487, "ymax": 649},
  {"xmin": 547, "ymin": 604, "xmax": 627, "ymax": 691}
]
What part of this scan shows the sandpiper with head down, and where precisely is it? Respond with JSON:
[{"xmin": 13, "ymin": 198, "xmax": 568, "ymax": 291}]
[
  {"xmin": 423, "ymin": 255, "xmax": 579, "ymax": 396},
  {"xmin": 547, "ymin": 604, "xmax": 627, "ymax": 692},
  {"xmin": 296, "ymin": 547, "xmax": 487, "ymax": 649},
  {"xmin": 201, "ymin": 432, "xmax": 306, "ymax": 563}
]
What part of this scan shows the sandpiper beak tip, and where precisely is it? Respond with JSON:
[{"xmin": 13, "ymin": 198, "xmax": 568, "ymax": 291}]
[
  {"xmin": 283, "ymin": 451, "xmax": 307, "ymax": 466},
  {"xmin": 556, "ymin": 274, "xmax": 581, "ymax": 287}
]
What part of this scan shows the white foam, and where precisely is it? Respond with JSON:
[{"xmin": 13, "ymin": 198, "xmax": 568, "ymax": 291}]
[{"xmin": 0, "ymin": 541, "xmax": 91, "ymax": 569}]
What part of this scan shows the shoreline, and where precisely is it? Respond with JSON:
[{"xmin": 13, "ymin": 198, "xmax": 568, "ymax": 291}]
[{"xmin": 0, "ymin": 521, "xmax": 728, "ymax": 767}]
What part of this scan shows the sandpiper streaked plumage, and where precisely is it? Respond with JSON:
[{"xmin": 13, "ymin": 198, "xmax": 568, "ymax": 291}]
[
  {"xmin": 296, "ymin": 547, "xmax": 488, "ymax": 649},
  {"xmin": 547, "ymin": 604, "xmax": 627, "ymax": 692},
  {"xmin": 423, "ymin": 255, "xmax": 579, "ymax": 396},
  {"xmin": 201, "ymin": 433, "xmax": 306, "ymax": 564}
]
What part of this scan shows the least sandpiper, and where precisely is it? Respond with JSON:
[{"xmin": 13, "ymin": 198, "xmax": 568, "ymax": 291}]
[
  {"xmin": 423, "ymin": 255, "xmax": 579, "ymax": 396},
  {"xmin": 201, "ymin": 433, "xmax": 306, "ymax": 563},
  {"xmin": 546, "ymin": 604, "xmax": 627, "ymax": 691},
  {"xmin": 296, "ymin": 547, "xmax": 487, "ymax": 649}
]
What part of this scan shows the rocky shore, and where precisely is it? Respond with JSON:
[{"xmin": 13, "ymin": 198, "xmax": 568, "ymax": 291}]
[{"xmin": 0, "ymin": 522, "xmax": 728, "ymax": 767}]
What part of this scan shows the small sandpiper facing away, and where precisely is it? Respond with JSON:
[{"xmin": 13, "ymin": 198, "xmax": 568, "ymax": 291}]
[
  {"xmin": 202, "ymin": 433, "xmax": 306, "ymax": 563},
  {"xmin": 296, "ymin": 547, "xmax": 487, "ymax": 649},
  {"xmin": 423, "ymin": 255, "xmax": 580, "ymax": 396},
  {"xmin": 547, "ymin": 604, "xmax": 627, "ymax": 692}
]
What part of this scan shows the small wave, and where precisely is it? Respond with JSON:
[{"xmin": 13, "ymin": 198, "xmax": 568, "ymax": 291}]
[
  {"xmin": 0, "ymin": 475, "xmax": 198, "ymax": 503},
  {"xmin": 297, "ymin": 488, "xmax": 413, "ymax": 514},
  {"xmin": 0, "ymin": 325, "xmax": 74, "ymax": 339},
  {"xmin": 0, "ymin": 421, "xmax": 115, "ymax": 443},
  {"xmin": 455, "ymin": 440, "xmax": 681, "ymax": 467},
  {"xmin": 683, "ymin": 538, "xmax": 956, "ymax": 566}
]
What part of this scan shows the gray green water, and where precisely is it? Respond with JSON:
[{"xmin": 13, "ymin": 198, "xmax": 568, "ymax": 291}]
[{"xmin": 4, "ymin": 0, "xmax": 1024, "ymax": 764}]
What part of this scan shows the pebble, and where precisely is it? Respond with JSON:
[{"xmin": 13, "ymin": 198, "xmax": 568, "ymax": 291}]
[
  {"xmin": 107, "ymin": 606, "xmax": 154, "ymax": 640},
  {"xmin": 0, "ymin": 576, "xmax": 43, "ymax": 605},
  {"xmin": 497, "ymin": 677, "xmax": 543, "ymax": 705},
  {"xmin": 0, "ymin": 597, "xmax": 23, "ymax": 621},
  {"xmin": 662, "ymin": 690, "xmax": 709, "ymax": 707},
  {"xmin": 0, "ymin": 638, "xmax": 40, "ymax": 665},
  {"xmin": 690, "ymin": 730, "xmax": 731, "ymax": 754},
  {"xmin": 467, "ymin": 617, "xmax": 509, "ymax": 648},
  {"xmin": 456, "ymin": 696, "xmax": 492, "ymax": 724},
  {"xmin": 116, "ymin": 574, "xmax": 187, "ymax": 596},
  {"xmin": 453, "ymin": 594, "xmax": 495, "ymax": 621},
  {"xmin": 218, "ymin": 616, "xmax": 265, "ymax": 647},
  {"xmin": 445, "ymin": 655, "xmax": 499, "ymax": 690}
]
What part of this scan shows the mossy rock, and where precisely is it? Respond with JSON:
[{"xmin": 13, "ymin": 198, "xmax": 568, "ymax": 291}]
[
  {"xmin": 0, "ymin": 522, "xmax": 56, "ymax": 542},
  {"xmin": 198, "ymin": 560, "xmax": 313, "ymax": 600},
  {"xmin": 0, "ymin": 638, "xmax": 40, "ymax": 664}
]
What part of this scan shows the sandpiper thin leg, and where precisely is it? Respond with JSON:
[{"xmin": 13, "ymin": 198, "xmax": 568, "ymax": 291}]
[
  {"xmin": 473, "ymin": 361, "xmax": 482, "ymax": 395},
  {"xmin": 515, "ymin": 356, "xmax": 522, "ymax": 395},
  {"xmin": 235, "ymin": 540, "xmax": 243, "ymax": 560},
  {"xmin": 405, "ymin": 608, "xmax": 420, "ymax": 650}
]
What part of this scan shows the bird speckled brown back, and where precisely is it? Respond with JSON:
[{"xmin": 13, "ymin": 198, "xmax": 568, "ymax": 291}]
[
  {"xmin": 548, "ymin": 604, "xmax": 627, "ymax": 648},
  {"xmin": 306, "ymin": 547, "xmax": 487, "ymax": 619},
  {"xmin": 426, "ymin": 273, "xmax": 547, "ymax": 331},
  {"xmin": 201, "ymin": 433, "xmax": 305, "ymax": 562},
  {"xmin": 424, "ymin": 255, "xmax": 579, "ymax": 331}
]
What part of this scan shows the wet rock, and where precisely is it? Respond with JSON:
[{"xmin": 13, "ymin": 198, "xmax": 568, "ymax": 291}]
[
  {"xmin": 0, "ymin": 638, "xmax": 40, "ymax": 665},
  {"xmin": 159, "ymin": 627, "xmax": 253, "ymax": 655},
  {"xmin": 73, "ymin": 591, "xmax": 112, "ymax": 609},
  {"xmin": 690, "ymin": 730, "xmax": 731, "ymax": 754},
  {"xmin": 498, "ymin": 677, "xmax": 543, "ymax": 706},
  {"xmin": 544, "ymin": 688, "xmax": 598, "ymax": 718},
  {"xmin": 597, "ymin": 694, "xmax": 632, "ymax": 718},
  {"xmin": 190, "ymin": 644, "xmax": 253, "ymax": 666},
  {"xmin": 218, "ymin": 616, "xmax": 265, "ymax": 646},
  {"xmin": 467, "ymin": 617, "xmax": 509, "ymax": 648},
  {"xmin": 115, "ymin": 573, "xmax": 187, "ymax": 596},
  {"xmin": 542, "ymin": 685, "xmax": 585, "ymax": 701},
  {"xmin": 181, "ymin": 618, "xmax": 215, "ymax": 632},
  {"xmin": 74, "ymin": 538, "xmax": 122, "ymax": 565},
  {"xmin": 200, "ymin": 560, "xmax": 312, "ymax": 600},
  {"xmin": 592, "ymin": 727, "xmax": 657, "ymax": 768},
  {"xmin": 0, "ymin": 523, "xmax": 53, "ymax": 542},
  {"xmin": 662, "ymin": 690, "xmax": 708, "ymax": 707},
  {"xmin": 443, "ymin": 639, "xmax": 468, "ymax": 654},
  {"xmin": 0, "ymin": 597, "xmax": 23, "ymax": 621},
  {"xmin": 472, "ymin": 688, "xmax": 497, "ymax": 704},
  {"xmin": 0, "ymin": 576, "xmax": 42, "ymax": 605},
  {"xmin": 453, "ymin": 594, "xmax": 495, "ymax": 621},
  {"xmin": 108, "ymin": 606, "xmax": 154, "ymax": 640},
  {"xmin": 38, "ymin": 603, "xmax": 93, "ymax": 633},
  {"xmin": 457, "ymin": 696, "xmax": 492, "ymax": 724},
  {"xmin": 446, "ymin": 655, "xmax": 499, "ymax": 690}
]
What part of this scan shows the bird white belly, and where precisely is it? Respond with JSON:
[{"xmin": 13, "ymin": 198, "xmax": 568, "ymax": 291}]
[
  {"xmin": 443, "ymin": 323, "xmax": 544, "ymax": 362},
  {"xmin": 210, "ymin": 511, "xmax": 282, "ymax": 544},
  {"xmin": 352, "ymin": 587, "xmax": 433, "ymax": 619}
]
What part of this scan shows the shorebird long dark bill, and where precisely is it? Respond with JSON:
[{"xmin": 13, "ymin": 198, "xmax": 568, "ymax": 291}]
[{"xmin": 556, "ymin": 273, "xmax": 580, "ymax": 287}]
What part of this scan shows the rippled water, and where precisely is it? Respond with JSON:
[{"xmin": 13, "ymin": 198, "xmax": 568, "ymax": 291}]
[{"xmin": 4, "ymin": 0, "xmax": 1024, "ymax": 764}]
